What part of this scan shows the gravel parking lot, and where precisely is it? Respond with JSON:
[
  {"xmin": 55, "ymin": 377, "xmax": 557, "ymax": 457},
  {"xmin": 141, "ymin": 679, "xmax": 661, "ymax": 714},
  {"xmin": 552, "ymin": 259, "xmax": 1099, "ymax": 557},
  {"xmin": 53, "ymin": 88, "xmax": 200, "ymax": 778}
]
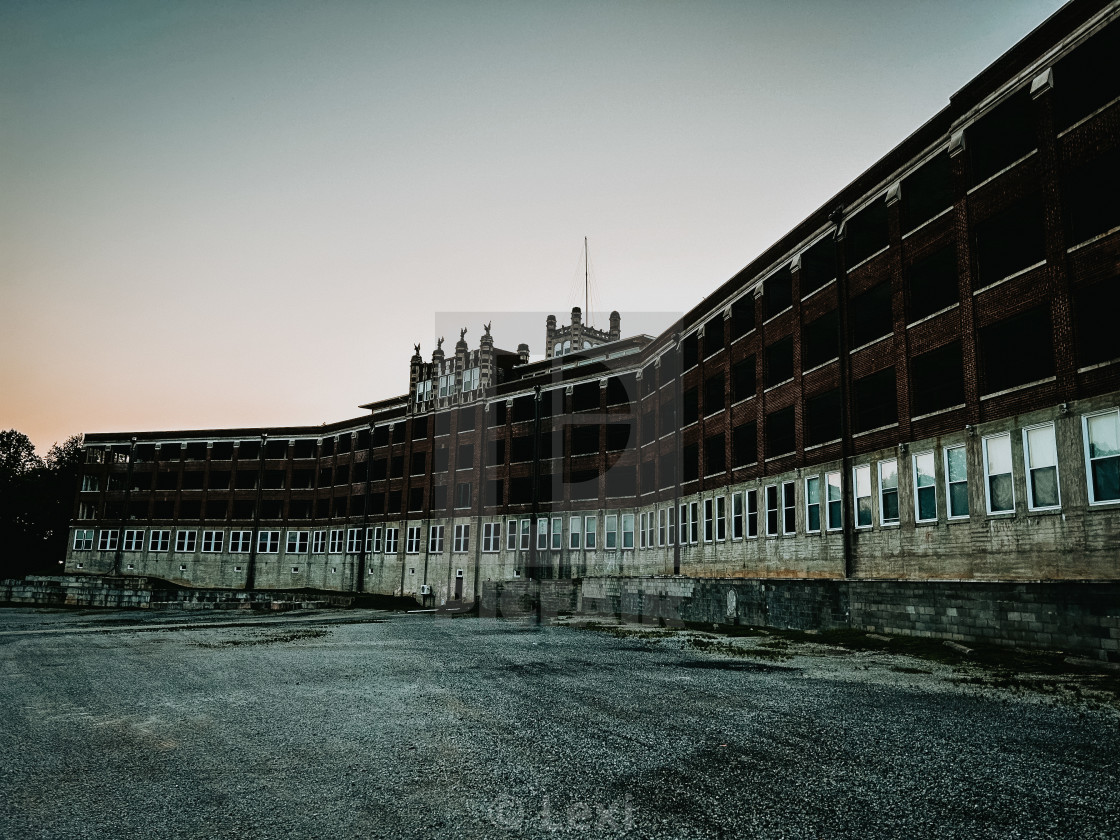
[{"xmin": 1, "ymin": 607, "xmax": 1117, "ymax": 839}]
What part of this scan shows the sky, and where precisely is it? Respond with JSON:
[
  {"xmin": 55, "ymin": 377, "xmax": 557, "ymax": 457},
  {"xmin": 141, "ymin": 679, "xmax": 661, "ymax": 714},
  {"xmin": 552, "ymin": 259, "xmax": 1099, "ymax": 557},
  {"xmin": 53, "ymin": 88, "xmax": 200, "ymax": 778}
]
[{"xmin": 0, "ymin": 0, "xmax": 1068, "ymax": 453}]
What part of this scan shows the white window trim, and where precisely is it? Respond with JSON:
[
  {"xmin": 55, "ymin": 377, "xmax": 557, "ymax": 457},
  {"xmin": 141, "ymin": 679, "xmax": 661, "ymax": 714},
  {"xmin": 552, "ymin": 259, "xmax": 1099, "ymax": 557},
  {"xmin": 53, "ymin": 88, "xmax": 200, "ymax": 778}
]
[
  {"xmin": 825, "ymin": 472, "xmax": 842, "ymax": 532},
  {"xmin": 805, "ymin": 476, "xmax": 821, "ymax": 534},
  {"xmin": 703, "ymin": 499, "xmax": 714, "ymax": 543},
  {"xmin": 912, "ymin": 451, "xmax": 938, "ymax": 524},
  {"xmin": 585, "ymin": 516, "xmax": 597, "ymax": 550},
  {"xmin": 943, "ymin": 445, "xmax": 970, "ymax": 520},
  {"xmin": 569, "ymin": 517, "xmax": 582, "ymax": 550},
  {"xmin": 781, "ymin": 481, "xmax": 796, "ymax": 535},
  {"xmin": 982, "ymin": 433, "xmax": 1015, "ymax": 516},
  {"xmin": 746, "ymin": 489, "xmax": 759, "ymax": 539},
  {"xmin": 715, "ymin": 496, "xmax": 726, "ymax": 542},
  {"xmin": 1023, "ymin": 423, "xmax": 1061, "ymax": 512},
  {"xmin": 765, "ymin": 485, "xmax": 779, "ymax": 537},
  {"xmin": 621, "ymin": 513, "xmax": 635, "ymax": 550},
  {"xmin": 853, "ymin": 465, "xmax": 873, "ymax": 529},
  {"xmin": 878, "ymin": 460, "xmax": 899, "ymax": 526},
  {"xmin": 1083, "ymin": 409, "xmax": 1120, "ymax": 506}
]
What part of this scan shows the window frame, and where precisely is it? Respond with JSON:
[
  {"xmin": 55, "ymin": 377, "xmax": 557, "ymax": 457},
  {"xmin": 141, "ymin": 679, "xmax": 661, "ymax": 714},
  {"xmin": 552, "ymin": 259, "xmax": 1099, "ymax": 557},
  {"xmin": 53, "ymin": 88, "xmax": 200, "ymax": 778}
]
[
  {"xmin": 73, "ymin": 529, "xmax": 95, "ymax": 551},
  {"xmin": 258, "ymin": 530, "xmax": 280, "ymax": 554},
  {"xmin": 429, "ymin": 524, "xmax": 445, "ymax": 553},
  {"xmin": 1083, "ymin": 409, "xmax": 1120, "ymax": 506},
  {"xmin": 346, "ymin": 527, "xmax": 363, "ymax": 554},
  {"xmin": 878, "ymin": 459, "xmax": 900, "ymax": 526},
  {"xmin": 550, "ymin": 517, "xmax": 562, "ymax": 551},
  {"xmin": 765, "ymin": 485, "xmax": 779, "ymax": 537},
  {"xmin": 453, "ymin": 523, "xmax": 470, "ymax": 553},
  {"xmin": 826, "ymin": 472, "xmax": 842, "ymax": 531},
  {"xmin": 854, "ymin": 465, "xmax": 873, "ymax": 528},
  {"xmin": 174, "ymin": 530, "xmax": 196, "ymax": 553},
  {"xmin": 944, "ymin": 445, "xmax": 970, "ymax": 520},
  {"xmin": 781, "ymin": 481, "xmax": 796, "ymax": 535},
  {"xmin": 405, "ymin": 525, "xmax": 421, "ymax": 554},
  {"xmin": 569, "ymin": 516, "xmax": 582, "ymax": 550},
  {"xmin": 506, "ymin": 519, "xmax": 518, "ymax": 551},
  {"xmin": 384, "ymin": 527, "xmax": 399, "ymax": 554},
  {"xmin": 703, "ymin": 499, "xmax": 714, "ymax": 543},
  {"xmin": 1023, "ymin": 423, "xmax": 1061, "ymax": 511},
  {"xmin": 122, "ymin": 529, "xmax": 145, "ymax": 552},
  {"xmin": 520, "ymin": 518, "xmax": 531, "ymax": 550},
  {"xmin": 715, "ymin": 495, "xmax": 727, "ymax": 541},
  {"xmin": 310, "ymin": 530, "xmax": 326, "ymax": 554},
  {"xmin": 605, "ymin": 514, "xmax": 618, "ymax": 550},
  {"xmin": 537, "ymin": 518, "xmax": 548, "ymax": 550},
  {"xmin": 149, "ymin": 530, "xmax": 171, "ymax": 552},
  {"xmin": 202, "ymin": 530, "xmax": 224, "ymax": 553},
  {"xmin": 585, "ymin": 516, "xmax": 597, "ymax": 549},
  {"xmin": 329, "ymin": 528, "xmax": 345, "ymax": 554},
  {"xmin": 913, "ymin": 451, "xmax": 938, "ymax": 523},
  {"xmin": 982, "ymin": 433, "xmax": 1015, "ymax": 515},
  {"xmin": 805, "ymin": 476, "xmax": 821, "ymax": 534},
  {"xmin": 688, "ymin": 501, "xmax": 699, "ymax": 544},
  {"xmin": 98, "ymin": 529, "xmax": 119, "ymax": 552},
  {"xmin": 746, "ymin": 488, "xmax": 759, "ymax": 538},
  {"xmin": 621, "ymin": 513, "xmax": 635, "ymax": 549}
]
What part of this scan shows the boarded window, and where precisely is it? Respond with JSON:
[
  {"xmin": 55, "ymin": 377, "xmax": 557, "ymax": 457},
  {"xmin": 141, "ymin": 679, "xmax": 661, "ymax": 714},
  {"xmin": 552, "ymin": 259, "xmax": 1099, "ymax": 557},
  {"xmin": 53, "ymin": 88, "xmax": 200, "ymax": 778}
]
[
  {"xmin": 978, "ymin": 306, "xmax": 1054, "ymax": 395},
  {"xmin": 911, "ymin": 341, "xmax": 965, "ymax": 415},
  {"xmin": 852, "ymin": 368, "xmax": 897, "ymax": 432}
]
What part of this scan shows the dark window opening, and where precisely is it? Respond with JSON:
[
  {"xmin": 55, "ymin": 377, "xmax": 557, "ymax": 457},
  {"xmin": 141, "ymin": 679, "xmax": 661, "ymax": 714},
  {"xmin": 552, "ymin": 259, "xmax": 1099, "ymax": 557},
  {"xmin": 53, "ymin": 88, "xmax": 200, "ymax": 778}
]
[
  {"xmin": 434, "ymin": 412, "xmax": 452, "ymax": 436},
  {"xmin": 390, "ymin": 456, "xmax": 404, "ymax": 479},
  {"xmin": 488, "ymin": 439, "xmax": 506, "ymax": 466},
  {"xmin": 569, "ymin": 470, "xmax": 598, "ymax": 501},
  {"xmin": 370, "ymin": 458, "xmax": 387, "ymax": 481},
  {"xmin": 239, "ymin": 441, "xmax": 261, "ymax": 460},
  {"xmin": 210, "ymin": 442, "xmax": 233, "ymax": 461},
  {"xmin": 969, "ymin": 88, "xmax": 1036, "ymax": 184},
  {"xmin": 606, "ymin": 374, "xmax": 635, "ymax": 407},
  {"xmin": 489, "ymin": 402, "xmax": 508, "ymax": 427},
  {"xmin": 408, "ymin": 488, "xmax": 424, "ymax": 512},
  {"xmin": 509, "ymin": 476, "xmax": 532, "ymax": 504},
  {"xmin": 318, "ymin": 438, "xmax": 334, "ymax": 457},
  {"xmin": 410, "ymin": 452, "xmax": 427, "ymax": 476},
  {"xmin": 455, "ymin": 444, "xmax": 474, "ymax": 470},
  {"xmin": 704, "ymin": 372, "xmax": 725, "ymax": 416},
  {"xmin": 572, "ymin": 382, "xmax": 599, "ymax": 412},
  {"xmin": 605, "ymin": 464, "xmax": 636, "ymax": 498},
  {"xmin": 704, "ymin": 433, "xmax": 726, "ymax": 476},
  {"xmin": 1073, "ymin": 276, "xmax": 1120, "ymax": 367},
  {"xmin": 732, "ymin": 355, "xmax": 756, "ymax": 402},
  {"xmin": 660, "ymin": 401, "xmax": 677, "ymax": 437},
  {"xmin": 763, "ymin": 266, "xmax": 793, "ymax": 319},
  {"xmin": 181, "ymin": 471, "xmax": 204, "ymax": 491},
  {"xmin": 683, "ymin": 388, "xmax": 699, "ymax": 425},
  {"xmin": 263, "ymin": 469, "xmax": 285, "ymax": 490},
  {"xmin": 179, "ymin": 500, "xmax": 202, "ymax": 520},
  {"xmin": 682, "ymin": 443, "xmax": 699, "ymax": 484},
  {"xmin": 640, "ymin": 409, "xmax": 656, "ymax": 446},
  {"xmin": 640, "ymin": 460, "xmax": 655, "ymax": 494},
  {"xmin": 485, "ymin": 479, "xmax": 504, "ymax": 507},
  {"xmin": 682, "ymin": 333, "xmax": 699, "ymax": 370},
  {"xmin": 455, "ymin": 482, "xmax": 472, "ymax": 509},
  {"xmin": 849, "ymin": 282, "xmax": 893, "ymax": 347},
  {"xmin": 659, "ymin": 452, "xmax": 677, "ymax": 488},
  {"xmin": 387, "ymin": 490, "xmax": 402, "ymax": 514},
  {"xmin": 911, "ymin": 341, "xmax": 965, "ymax": 416},
  {"xmin": 607, "ymin": 422, "xmax": 632, "ymax": 452},
  {"xmin": 511, "ymin": 396, "xmax": 534, "ymax": 423},
  {"xmin": 432, "ymin": 448, "xmax": 448, "ymax": 473},
  {"xmin": 372, "ymin": 426, "xmax": 389, "ymax": 447},
  {"xmin": 978, "ymin": 305, "xmax": 1055, "ymax": 394},
  {"xmin": 232, "ymin": 469, "xmax": 256, "ymax": 491},
  {"xmin": 291, "ymin": 469, "xmax": 313, "ymax": 489},
  {"xmin": 802, "ymin": 310, "xmax": 839, "ymax": 371},
  {"xmin": 732, "ymin": 421, "xmax": 757, "ymax": 468},
  {"xmin": 974, "ymin": 194, "xmax": 1046, "ymax": 287},
  {"xmin": 804, "ymin": 388, "xmax": 842, "ymax": 446},
  {"xmin": 351, "ymin": 460, "xmax": 367, "ymax": 483},
  {"xmin": 704, "ymin": 315, "xmax": 725, "ymax": 357},
  {"xmin": 730, "ymin": 296, "xmax": 755, "ymax": 339},
  {"xmin": 907, "ymin": 246, "xmax": 958, "ymax": 323},
  {"xmin": 1054, "ymin": 19, "xmax": 1120, "ymax": 130},
  {"xmin": 431, "ymin": 484, "xmax": 447, "ymax": 512},
  {"xmin": 510, "ymin": 435, "xmax": 534, "ymax": 463},
  {"xmin": 852, "ymin": 367, "xmax": 898, "ymax": 432},
  {"xmin": 765, "ymin": 406, "xmax": 796, "ymax": 458},
  {"xmin": 845, "ymin": 199, "xmax": 889, "ymax": 266},
  {"xmin": 1064, "ymin": 147, "xmax": 1120, "ymax": 247},
  {"xmin": 569, "ymin": 425, "xmax": 599, "ymax": 457},
  {"xmin": 184, "ymin": 442, "xmax": 207, "ymax": 462},
  {"xmin": 902, "ymin": 152, "xmax": 952, "ymax": 233},
  {"xmin": 801, "ymin": 239, "xmax": 834, "ymax": 298},
  {"xmin": 764, "ymin": 336, "xmax": 794, "ymax": 387},
  {"xmin": 205, "ymin": 500, "xmax": 227, "ymax": 520},
  {"xmin": 265, "ymin": 439, "xmax": 287, "ymax": 459},
  {"xmin": 458, "ymin": 408, "xmax": 476, "ymax": 431}
]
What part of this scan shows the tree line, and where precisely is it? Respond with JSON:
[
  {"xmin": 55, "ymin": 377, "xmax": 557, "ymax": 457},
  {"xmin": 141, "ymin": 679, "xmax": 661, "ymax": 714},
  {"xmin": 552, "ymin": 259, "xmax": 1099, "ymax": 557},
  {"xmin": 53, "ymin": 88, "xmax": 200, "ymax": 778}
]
[{"xmin": 0, "ymin": 430, "xmax": 83, "ymax": 579}]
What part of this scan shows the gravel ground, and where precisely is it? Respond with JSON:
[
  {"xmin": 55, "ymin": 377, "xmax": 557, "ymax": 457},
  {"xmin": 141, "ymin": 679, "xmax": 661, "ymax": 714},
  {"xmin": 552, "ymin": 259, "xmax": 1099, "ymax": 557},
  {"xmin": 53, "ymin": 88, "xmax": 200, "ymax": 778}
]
[{"xmin": 1, "ymin": 607, "xmax": 1117, "ymax": 840}]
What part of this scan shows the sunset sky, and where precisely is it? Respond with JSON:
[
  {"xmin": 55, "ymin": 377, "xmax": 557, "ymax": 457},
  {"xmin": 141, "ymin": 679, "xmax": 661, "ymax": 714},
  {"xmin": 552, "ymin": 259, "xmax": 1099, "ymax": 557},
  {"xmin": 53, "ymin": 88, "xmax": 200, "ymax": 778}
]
[{"xmin": 1, "ymin": 0, "xmax": 1066, "ymax": 453}]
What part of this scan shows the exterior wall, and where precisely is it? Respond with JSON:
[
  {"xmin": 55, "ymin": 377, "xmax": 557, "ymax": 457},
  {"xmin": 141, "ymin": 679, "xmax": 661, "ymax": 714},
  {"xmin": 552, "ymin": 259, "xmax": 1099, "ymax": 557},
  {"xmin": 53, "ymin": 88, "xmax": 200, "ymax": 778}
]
[{"xmin": 63, "ymin": 3, "xmax": 1120, "ymax": 600}]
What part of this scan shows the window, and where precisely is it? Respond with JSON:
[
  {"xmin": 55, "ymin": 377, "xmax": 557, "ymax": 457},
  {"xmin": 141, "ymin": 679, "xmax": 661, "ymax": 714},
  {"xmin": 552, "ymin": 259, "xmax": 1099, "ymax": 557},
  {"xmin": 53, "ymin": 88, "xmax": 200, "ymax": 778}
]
[
  {"xmin": 657, "ymin": 509, "xmax": 666, "ymax": 546},
  {"xmin": 73, "ymin": 529, "xmax": 95, "ymax": 551},
  {"xmin": 764, "ymin": 336, "xmax": 794, "ymax": 387},
  {"xmin": 703, "ymin": 500, "xmax": 714, "ymax": 542},
  {"xmin": 845, "ymin": 198, "xmax": 888, "ymax": 267},
  {"xmin": 405, "ymin": 526, "xmax": 421, "ymax": 554},
  {"xmin": 973, "ymin": 194, "xmax": 1046, "ymax": 287},
  {"xmin": 715, "ymin": 496, "xmax": 726, "ymax": 541},
  {"xmin": 906, "ymin": 246, "xmax": 957, "ymax": 323},
  {"xmin": 520, "ymin": 519, "xmax": 531, "ymax": 550},
  {"xmin": 123, "ymin": 530, "xmax": 144, "ymax": 552},
  {"xmin": 1023, "ymin": 424, "xmax": 1060, "ymax": 510},
  {"xmin": 1073, "ymin": 276, "xmax": 1120, "ymax": 368},
  {"xmin": 765, "ymin": 406, "xmax": 796, "ymax": 458},
  {"xmin": 945, "ymin": 446, "xmax": 969, "ymax": 519},
  {"xmin": 732, "ymin": 493, "xmax": 744, "ymax": 540},
  {"xmin": 689, "ymin": 501, "xmax": 699, "ymax": 544},
  {"xmin": 678, "ymin": 504, "xmax": 688, "ymax": 546},
  {"xmin": 913, "ymin": 453, "xmax": 937, "ymax": 523},
  {"xmin": 175, "ymin": 531, "xmax": 196, "ymax": 552},
  {"xmin": 732, "ymin": 355, "xmax": 756, "ymax": 403},
  {"xmin": 732, "ymin": 421, "xmax": 757, "ymax": 467},
  {"xmin": 879, "ymin": 460, "xmax": 899, "ymax": 525},
  {"xmin": 911, "ymin": 342, "xmax": 964, "ymax": 416},
  {"xmin": 781, "ymin": 482, "xmax": 796, "ymax": 534},
  {"xmin": 453, "ymin": 523, "xmax": 470, "ymax": 553},
  {"xmin": 646, "ymin": 511, "xmax": 655, "ymax": 548},
  {"xmin": 429, "ymin": 525, "xmax": 445, "ymax": 553},
  {"xmin": 328, "ymin": 529, "xmax": 344, "ymax": 553},
  {"xmin": 506, "ymin": 519, "xmax": 517, "ymax": 551},
  {"xmin": 983, "ymin": 433, "xmax": 1015, "ymax": 514},
  {"xmin": 826, "ymin": 472, "xmax": 842, "ymax": 531},
  {"xmin": 802, "ymin": 310, "xmax": 839, "ymax": 371},
  {"xmin": 746, "ymin": 489, "xmax": 758, "ymax": 538},
  {"xmin": 346, "ymin": 527, "xmax": 363, "ymax": 554},
  {"xmin": 455, "ymin": 482, "xmax": 471, "ymax": 509},
  {"xmin": 704, "ymin": 432, "xmax": 725, "ymax": 476},
  {"xmin": 258, "ymin": 531, "xmax": 280, "ymax": 553},
  {"xmin": 763, "ymin": 266, "xmax": 793, "ymax": 318},
  {"xmin": 537, "ymin": 518, "xmax": 548, "ymax": 549},
  {"xmin": 550, "ymin": 517, "xmax": 562, "ymax": 551},
  {"xmin": 202, "ymin": 531, "xmax": 224, "ymax": 553},
  {"xmin": 1084, "ymin": 410, "xmax": 1120, "ymax": 505},
  {"xmin": 853, "ymin": 368, "xmax": 897, "ymax": 432},
  {"xmin": 804, "ymin": 388, "xmax": 842, "ymax": 447},
  {"xmin": 704, "ymin": 372, "xmax": 725, "ymax": 415},
  {"xmin": 979, "ymin": 306, "xmax": 1054, "ymax": 395},
  {"xmin": 384, "ymin": 527, "xmax": 399, "ymax": 554},
  {"xmin": 585, "ymin": 517, "xmax": 597, "ymax": 549},
  {"xmin": 310, "ymin": 530, "xmax": 326, "ymax": 554},
  {"xmin": 854, "ymin": 466, "xmax": 872, "ymax": 528},
  {"xmin": 902, "ymin": 151, "xmax": 951, "ymax": 233},
  {"xmin": 605, "ymin": 514, "xmax": 618, "ymax": 550},
  {"xmin": 569, "ymin": 517, "xmax": 581, "ymax": 550},
  {"xmin": 805, "ymin": 476, "xmax": 821, "ymax": 533},
  {"xmin": 81, "ymin": 475, "xmax": 100, "ymax": 492},
  {"xmin": 97, "ymin": 529, "xmax": 119, "ymax": 552},
  {"xmin": 461, "ymin": 367, "xmax": 480, "ymax": 393},
  {"xmin": 666, "ymin": 506, "xmax": 675, "ymax": 546},
  {"xmin": 367, "ymin": 527, "xmax": 381, "ymax": 553},
  {"xmin": 765, "ymin": 486, "xmax": 779, "ymax": 536},
  {"xmin": 968, "ymin": 88, "xmax": 1034, "ymax": 185},
  {"xmin": 621, "ymin": 514, "xmax": 635, "ymax": 549},
  {"xmin": 639, "ymin": 512, "xmax": 647, "ymax": 549},
  {"xmin": 849, "ymin": 282, "xmax": 892, "ymax": 348}
]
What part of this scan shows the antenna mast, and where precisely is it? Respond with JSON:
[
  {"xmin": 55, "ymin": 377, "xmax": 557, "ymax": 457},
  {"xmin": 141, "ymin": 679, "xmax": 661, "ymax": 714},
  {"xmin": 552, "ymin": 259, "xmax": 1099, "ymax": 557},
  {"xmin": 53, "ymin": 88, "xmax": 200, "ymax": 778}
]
[{"xmin": 584, "ymin": 236, "xmax": 589, "ymax": 326}]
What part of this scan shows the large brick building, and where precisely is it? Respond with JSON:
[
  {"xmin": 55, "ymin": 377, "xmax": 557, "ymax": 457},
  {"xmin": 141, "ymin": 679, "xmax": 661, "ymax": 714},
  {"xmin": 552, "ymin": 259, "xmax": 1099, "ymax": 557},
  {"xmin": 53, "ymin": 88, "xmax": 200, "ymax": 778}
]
[{"xmin": 67, "ymin": 1, "xmax": 1120, "ymax": 606}]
